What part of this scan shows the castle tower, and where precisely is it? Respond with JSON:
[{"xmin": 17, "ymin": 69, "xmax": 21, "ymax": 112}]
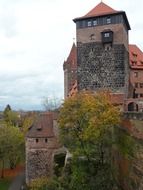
[
  {"xmin": 25, "ymin": 112, "xmax": 60, "ymax": 184},
  {"xmin": 73, "ymin": 2, "xmax": 131, "ymax": 98},
  {"xmin": 63, "ymin": 43, "xmax": 77, "ymax": 98}
]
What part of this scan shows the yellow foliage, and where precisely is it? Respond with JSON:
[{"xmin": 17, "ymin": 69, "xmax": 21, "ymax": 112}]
[{"xmin": 59, "ymin": 90, "xmax": 120, "ymax": 144}]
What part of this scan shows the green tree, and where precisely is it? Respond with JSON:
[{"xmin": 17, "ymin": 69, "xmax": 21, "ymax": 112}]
[
  {"xmin": 3, "ymin": 105, "xmax": 19, "ymax": 127},
  {"xmin": 0, "ymin": 125, "xmax": 24, "ymax": 177},
  {"xmin": 58, "ymin": 91, "xmax": 121, "ymax": 190},
  {"xmin": 19, "ymin": 112, "xmax": 37, "ymax": 135}
]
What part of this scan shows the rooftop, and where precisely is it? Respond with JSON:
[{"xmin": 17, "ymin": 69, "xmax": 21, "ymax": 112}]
[
  {"xmin": 26, "ymin": 112, "xmax": 55, "ymax": 138},
  {"xmin": 129, "ymin": 44, "xmax": 143, "ymax": 69}
]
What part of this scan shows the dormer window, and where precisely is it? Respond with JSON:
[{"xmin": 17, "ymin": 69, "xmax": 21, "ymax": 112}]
[
  {"xmin": 87, "ymin": 21, "xmax": 92, "ymax": 27},
  {"xmin": 107, "ymin": 17, "xmax": 111, "ymax": 24},
  {"xmin": 132, "ymin": 52, "xmax": 137, "ymax": 57},
  {"xmin": 131, "ymin": 61, "xmax": 137, "ymax": 66}
]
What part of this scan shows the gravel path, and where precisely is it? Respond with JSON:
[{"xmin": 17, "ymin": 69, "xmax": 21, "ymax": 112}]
[{"xmin": 8, "ymin": 171, "xmax": 26, "ymax": 190}]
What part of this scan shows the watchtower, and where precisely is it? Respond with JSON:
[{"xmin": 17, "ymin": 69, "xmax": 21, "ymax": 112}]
[{"xmin": 73, "ymin": 2, "xmax": 130, "ymax": 97}]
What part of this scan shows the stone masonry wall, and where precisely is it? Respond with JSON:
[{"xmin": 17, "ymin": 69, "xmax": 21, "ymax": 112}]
[
  {"xmin": 77, "ymin": 42, "xmax": 129, "ymax": 94},
  {"xmin": 26, "ymin": 137, "xmax": 60, "ymax": 184}
]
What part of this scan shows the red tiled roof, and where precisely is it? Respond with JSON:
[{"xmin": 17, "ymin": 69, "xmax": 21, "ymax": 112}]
[
  {"xmin": 73, "ymin": 2, "xmax": 130, "ymax": 30},
  {"xmin": 64, "ymin": 43, "xmax": 77, "ymax": 69},
  {"xmin": 129, "ymin": 44, "xmax": 143, "ymax": 69},
  {"xmin": 84, "ymin": 2, "xmax": 118, "ymax": 18},
  {"xmin": 67, "ymin": 43, "xmax": 77, "ymax": 64},
  {"xmin": 74, "ymin": 2, "xmax": 119, "ymax": 21},
  {"xmin": 26, "ymin": 112, "xmax": 54, "ymax": 138}
]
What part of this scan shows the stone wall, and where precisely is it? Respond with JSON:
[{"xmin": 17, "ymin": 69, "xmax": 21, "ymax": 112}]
[
  {"xmin": 77, "ymin": 42, "xmax": 129, "ymax": 94},
  {"xmin": 26, "ymin": 136, "xmax": 60, "ymax": 184}
]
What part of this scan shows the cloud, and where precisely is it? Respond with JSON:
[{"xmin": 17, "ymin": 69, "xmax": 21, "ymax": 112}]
[{"xmin": 0, "ymin": 0, "xmax": 142, "ymax": 110}]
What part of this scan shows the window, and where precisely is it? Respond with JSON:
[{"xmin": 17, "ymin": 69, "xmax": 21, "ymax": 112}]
[
  {"xmin": 87, "ymin": 21, "xmax": 92, "ymax": 27},
  {"xmin": 104, "ymin": 32, "xmax": 110, "ymax": 37},
  {"xmin": 140, "ymin": 94, "xmax": 143, "ymax": 98},
  {"xmin": 134, "ymin": 72, "xmax": 138, "ymax": 77},
  {"xmin": 45, "ymin": 138, "xmax": 48, "ymax": 143},
  {"xmin": 36, "ymin": 138, "xmax": 39, "ymax": 143},
  {"xmin": 131, "ymin": 61, "xmax": 137, "ymax": 66},
  {"xmin": 132, "ymin": 52, "xmax": 137, "ymax": 57},
  {"xmin": 135, "ymin": 94, "xmax": 138, "ymax": 98},
  {"xmin": 140, "ymin": 83, "xmax": 143, "ymax": 88},
  {"xmin": 107, "ymin": 17, "xmax": 111, "ymax": 24},
  {"xmin": 93, "ymin": 20, "xmax": 97, "ymax": 26},
  {"xmin": 135, "ymin": 83, "xmax": 138, "ymax": 88}
]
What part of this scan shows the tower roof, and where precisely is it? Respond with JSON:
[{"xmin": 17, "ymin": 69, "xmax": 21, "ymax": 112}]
[
  {"xmin": 73, "ymin": 2, "xmax": 131, "ymax": 30},
  {"xmin": 26, "ymin": 112, "xmax": 54, "ymax": 138},
  {"xmin": 84, "ymin": 2, "xmax": 118, "ymax": 18},
  {"xmin": 63, "ymin": 43, "xmax": 77, "ymax": 69}
]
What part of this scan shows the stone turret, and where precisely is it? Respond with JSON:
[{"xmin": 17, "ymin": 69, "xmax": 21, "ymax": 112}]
[
  {"xmin": 73, "ymin": 2, "xmax": 130, "ymax": 97},
  {"xmin": 25, "ymin": 112, "xmax": 61, "ymax": 184}
]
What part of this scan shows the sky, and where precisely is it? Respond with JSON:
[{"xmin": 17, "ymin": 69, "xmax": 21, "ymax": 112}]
[{"xmin": 0, "ymin": 0, "xmax": 142, "ymax": 111}]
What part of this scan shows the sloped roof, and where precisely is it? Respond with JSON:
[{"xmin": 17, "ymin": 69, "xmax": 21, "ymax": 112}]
[
  {"xmin": 84, "ymin": 2, "xmax": 118, "ymax": 18},
  {"xmin": 63, "ymin": 43, "xmax": 77, "ymax": 69},
  {"xmin": 66, "ymin": 43, "xmax": 77, "ymax": 63},
  {"xmin": 26, "ymin": 112, "xmax": 54, "ymax": 138},
  {"xmin": 129, "ymin": 44, "xmax": 143, "ymax": 69},
  {"xmin": 73, "ymin": 2, "xmax": 130, "ymax": 30}
]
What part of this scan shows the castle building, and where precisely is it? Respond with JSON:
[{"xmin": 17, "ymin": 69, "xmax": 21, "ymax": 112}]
[
  {"xmin": 63, "ymin": 2, "xmax": 143, "ymax": 111},
  {"xmin": 26, "ymin": 112, "xmax": 61, "ymax": 184}
]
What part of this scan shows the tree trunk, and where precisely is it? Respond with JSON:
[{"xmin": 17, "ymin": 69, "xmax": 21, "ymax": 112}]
[{"xmin": 1, "ymin": 159, "xmax": 4, "ymax": 178}]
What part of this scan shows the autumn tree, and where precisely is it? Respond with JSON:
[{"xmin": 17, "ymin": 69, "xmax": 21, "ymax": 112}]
[{"xmin": 58, "ymin": 91, "xmax": 121, "ymax": 190}]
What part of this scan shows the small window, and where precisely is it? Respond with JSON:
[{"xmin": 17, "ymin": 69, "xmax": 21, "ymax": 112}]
[
  {"xmin": 140, "ymin": 83, "xmax": 143, "ymax": 88},
  {"xmin": 132, "ymin": 52, "xmax": 137, "ymax": 57},
  {"xmin": 87, "ymin": 21, "xmax": 92, "ymax": 27},
  {"xmin": 134, "ymin": 72, "xmax": 138, "ymax": 77},
  {"xmin": 104, "ymin": 32, "xmax": 110, "ymax": 37},
  {"xmin": 45, "ymin": 138, "xmax": 48, "ymax": 143},
  {"xmin": 135, "ymin": 83, "xmax": 138, "ymax": 88},
  {"xmin": 140, "ymin": 94, "xmax": 143, "ymax": 97},
  {"xmin": 107, "ymin": 17, "xmax": 111, "ymax": 24},
  {"xmin": 135, "ymin": 94, "xmax": 138, "ymax": 98},
  {"xmin": 93, "ymin": 20, "xmax": 97, "ymax": 26},
  {"xmin": 36, "ymin": 138, "xmax": 39, "ymax": 143},
  {"xmin": 131, "ymin": 61, "xmax": 137, "ymax": 66}
]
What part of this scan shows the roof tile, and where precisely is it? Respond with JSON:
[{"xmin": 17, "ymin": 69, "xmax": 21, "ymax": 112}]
[{"xmin": 26, "ymin": 112, "xmax": 55, "ymax": 138}]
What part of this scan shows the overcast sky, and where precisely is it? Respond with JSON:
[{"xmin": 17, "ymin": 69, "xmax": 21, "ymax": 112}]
[{"xmin": 0, "ymin": 0, "xmax": 142, "ymax": 111}]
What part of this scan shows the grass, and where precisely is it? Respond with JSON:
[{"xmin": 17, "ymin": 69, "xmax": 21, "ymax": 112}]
[{"xmin": 0, "ymin": 178, "xmax": 12, "ymax": 190}]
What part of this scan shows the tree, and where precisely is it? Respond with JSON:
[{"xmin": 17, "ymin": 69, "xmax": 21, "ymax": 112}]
[
  {"xmin": 58, "ymin": 91, "xmax": 121, "ymax": 189},
  {"xmin": 3, "ymin": 105, "xmax": 19, "ymax": 127},
  {"xmin": 42, "ymin": 97, "xmax": 62, "ymax": 111},
  {"xmin": 19, "ymin": 112, "xmax": 38, "ymax": 135},
  {"xmin": 0, "ymin": 125, "xmax": 24, "ymax": 177}
]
